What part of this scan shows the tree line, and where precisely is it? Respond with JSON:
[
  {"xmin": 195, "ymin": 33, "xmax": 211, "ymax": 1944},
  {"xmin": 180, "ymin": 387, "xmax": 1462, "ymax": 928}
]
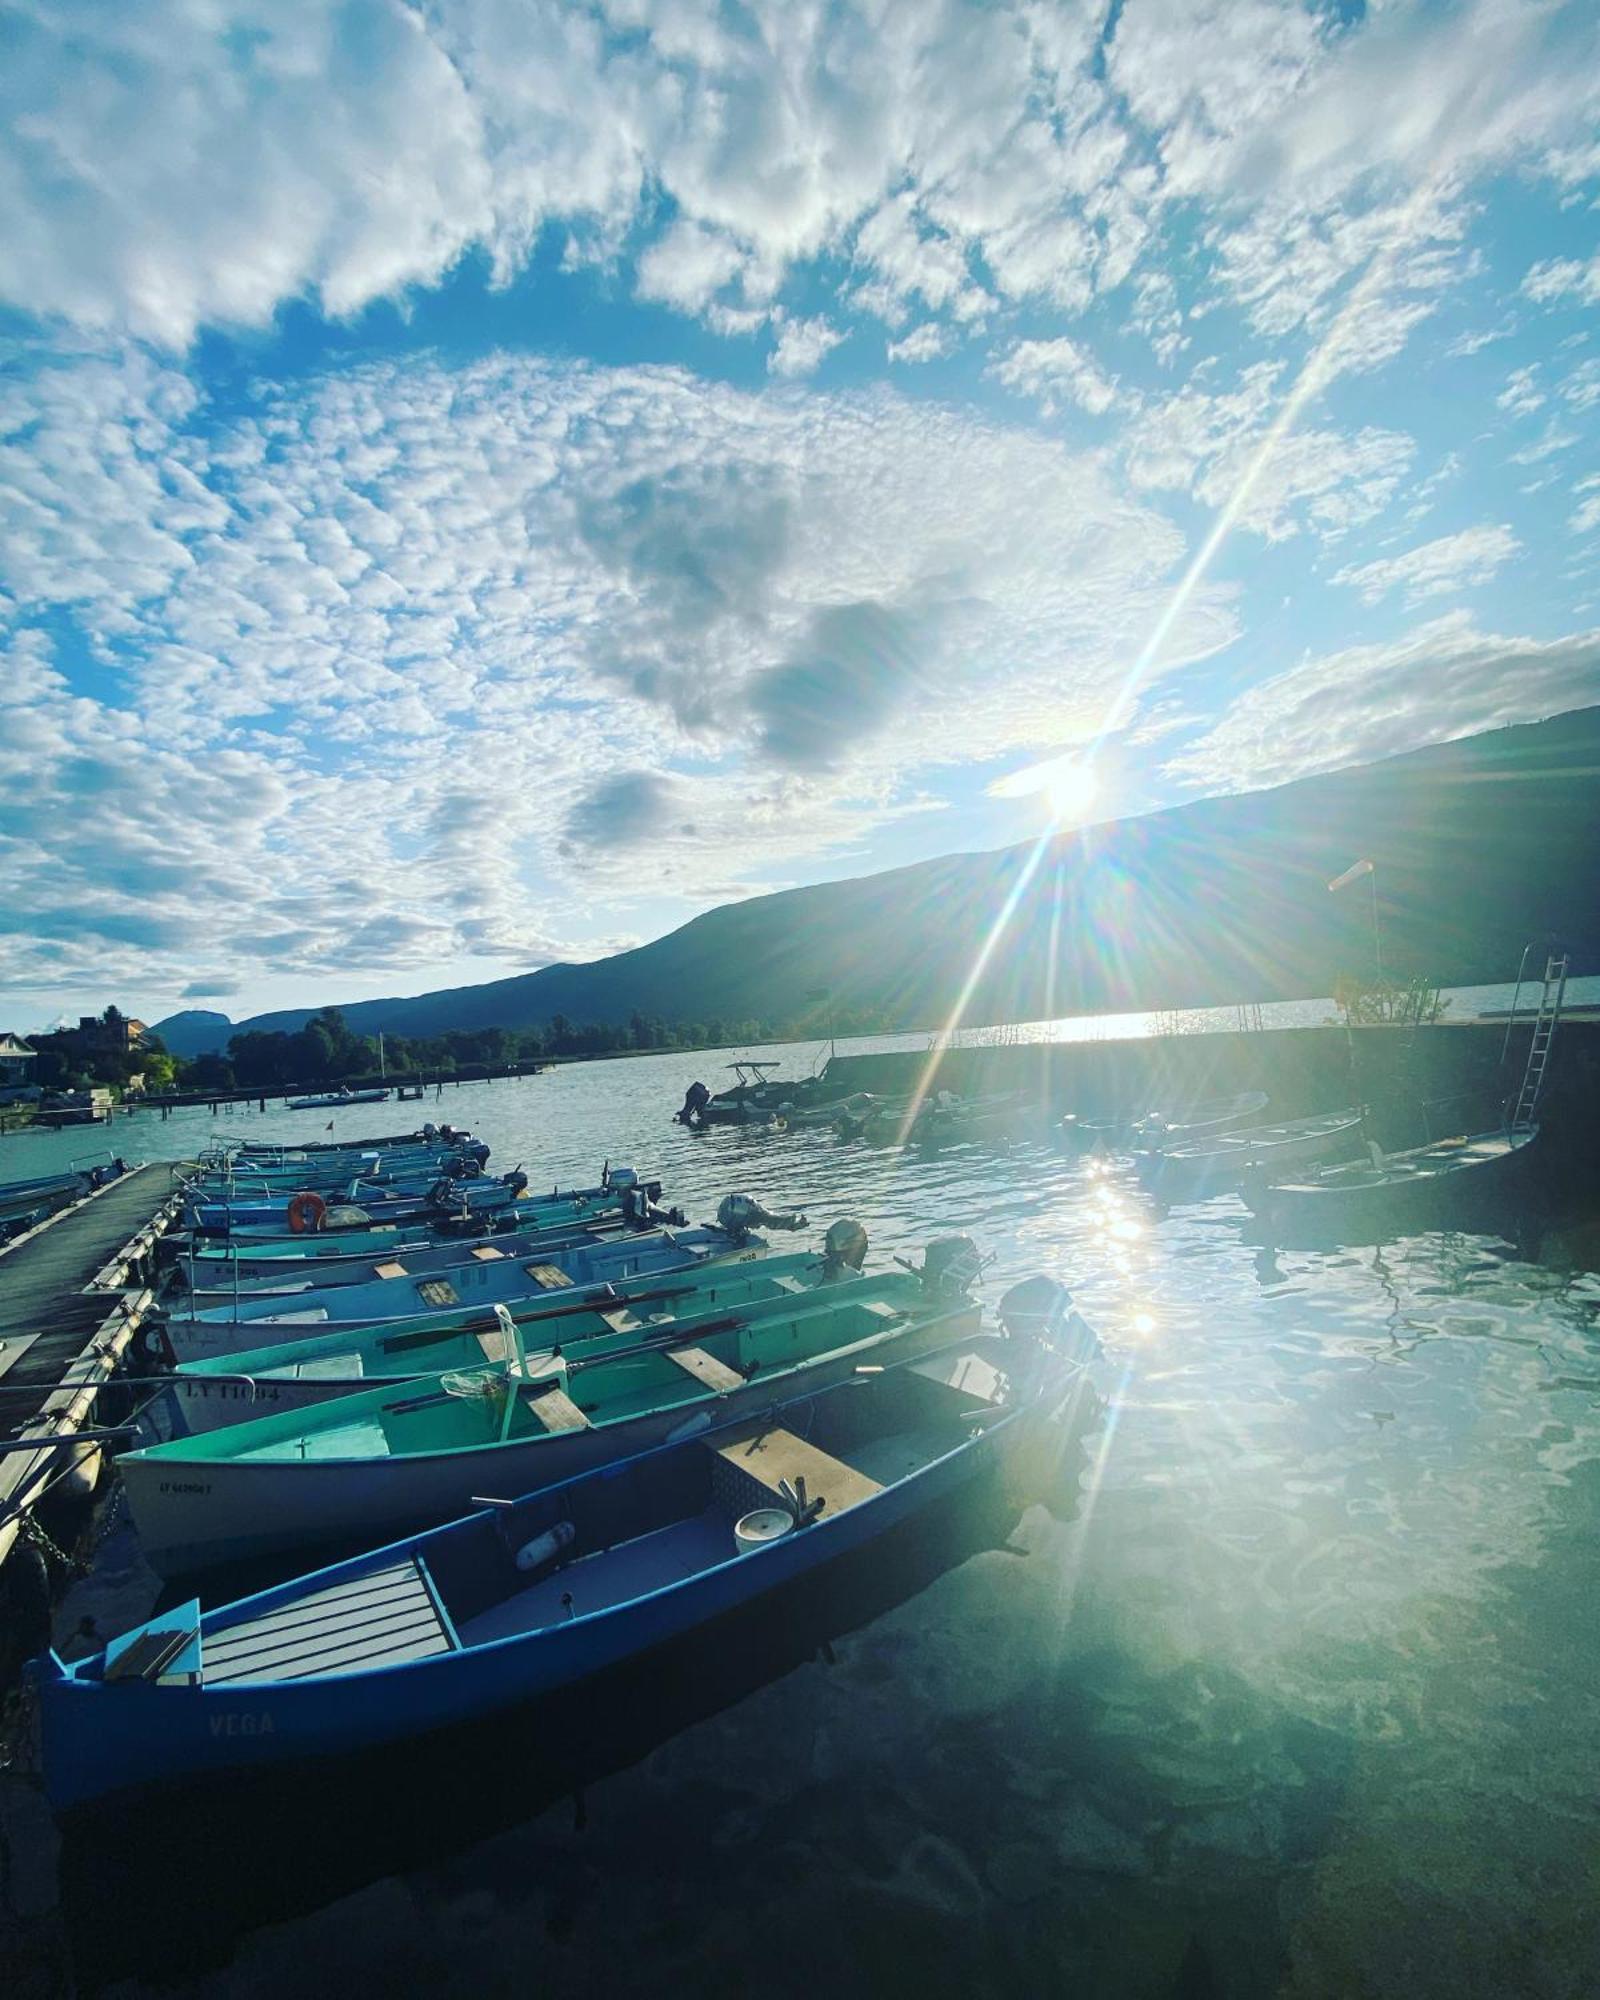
[{"xmin": 164, "ymin": 1001, "xmax": 902, "ymax": 1094}]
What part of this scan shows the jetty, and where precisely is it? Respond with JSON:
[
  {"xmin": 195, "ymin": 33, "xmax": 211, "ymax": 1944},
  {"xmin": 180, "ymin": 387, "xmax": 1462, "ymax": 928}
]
[{"xmin": 0, "ymin": 1165, "xmax": 181, "ymax": 1579}]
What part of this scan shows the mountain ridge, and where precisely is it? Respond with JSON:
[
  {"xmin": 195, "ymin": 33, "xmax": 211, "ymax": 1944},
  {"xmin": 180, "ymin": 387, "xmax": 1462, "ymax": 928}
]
[{"xmin": 154, "ymin": 707, "xmax": 1600, "ymax": 1055}]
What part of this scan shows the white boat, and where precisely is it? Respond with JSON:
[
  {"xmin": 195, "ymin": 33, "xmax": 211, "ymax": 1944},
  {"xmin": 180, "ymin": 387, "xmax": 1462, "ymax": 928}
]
[
  {"xmin": 285, "ymin": 1087, "xmax": 392, "ymax": 1111},
  {"xmin": 1139, "ymin": 1108, "xmax": 1365, "ymax": 1197}
]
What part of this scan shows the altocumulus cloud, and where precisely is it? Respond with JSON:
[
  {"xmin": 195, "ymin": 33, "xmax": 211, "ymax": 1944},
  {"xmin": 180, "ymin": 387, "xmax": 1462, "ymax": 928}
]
[
  {"xmin": 1, "ymin": 0, "xmax": 1595, "ymax": 364},
  {"xmin": 0, "ymin": 348, "xmax": 1233, "ymax": 997}
]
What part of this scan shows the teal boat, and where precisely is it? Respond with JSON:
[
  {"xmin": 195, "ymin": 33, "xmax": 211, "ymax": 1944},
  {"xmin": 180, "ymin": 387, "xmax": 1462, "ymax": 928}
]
[
  {"xmin": 119, "ymin": 1248, "xmax": 987, "ymax": 1577},
  {"xmin": 168, "ymin": 1246, "xmax": 853, "ymax": 1433},
  {"xmin": 42, "ymin": 1294, "xmax": 1095, "ymax": 1814}
]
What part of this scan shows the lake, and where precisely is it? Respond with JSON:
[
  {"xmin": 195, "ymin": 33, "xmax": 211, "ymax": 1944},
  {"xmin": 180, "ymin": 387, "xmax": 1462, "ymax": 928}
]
[{"xmin": 4, "ymin": 1032, "xmax": 1599, "ymax": 1997}]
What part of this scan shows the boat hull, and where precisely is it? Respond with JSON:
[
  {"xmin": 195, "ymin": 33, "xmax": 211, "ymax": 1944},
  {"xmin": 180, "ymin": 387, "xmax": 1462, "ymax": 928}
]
[
  {"xmin": 1140, "ymin": 1111, "xmax": 1364, "ymax": 1198},
  {"xmin": 44, "ymin": 1375, "xmax": 1032, "ymax": 1813},
  {"xmin": 122, "ymin": 1302, "xmax": 980, "ymax": 1576},
  {"xmin": 1247, "ymin": 1128, "xmax": 1539, "ymax": 1241}
]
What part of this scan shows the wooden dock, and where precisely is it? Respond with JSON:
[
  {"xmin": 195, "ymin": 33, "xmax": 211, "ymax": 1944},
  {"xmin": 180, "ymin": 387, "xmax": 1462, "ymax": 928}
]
[{"xmin": 0, "ymin": 1163, "xmax": 181, "ymax": 1570}]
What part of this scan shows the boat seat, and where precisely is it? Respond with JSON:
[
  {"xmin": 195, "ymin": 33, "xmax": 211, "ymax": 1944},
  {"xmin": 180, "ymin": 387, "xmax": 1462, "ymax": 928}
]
[
  {"xmin": 712, "ymin": 1425, "xmax": 882, "ymax": 1518},
  {"xmin": 525, "ymin": 1384, "xmax": 591, "ymax": 1433},
  {"xmin": 372, "ymin": 1260, "xmax": 408, "ymax": 1279},
  {"xmin": 471, "ymin": 1245, "xmax": 506, "ymax": 1261},
  {"xmin": 664, "ymin": 1345, "xmax": 745, "ymax": 1393},
  {"xmin": 524, "ymin": 1263, "xmax": 574, "ymax": 1288},
  {"xmin": 203, "ymin": 1556, "xmax": 456, "ymax": 1686}
]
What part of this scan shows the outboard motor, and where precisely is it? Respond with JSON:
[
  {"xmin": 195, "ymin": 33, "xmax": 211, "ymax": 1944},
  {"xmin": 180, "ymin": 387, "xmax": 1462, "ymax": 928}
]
[
  {"xmin": 468, "ymin": 1139, "xmax": 491, "ymax": 1165},
  {"xmin": 609, "ymin": 1167, "xmax": 644, "ymax": 1226},
  {"xmin": 716, "ymin": 1193, "xmax": 808, "ymax": 1241},
  {"xmin": 676, "ymin": 1081, "xmax": 712, "ymax": 1126},
  {"xmin": 996, "ymin": 1276, "xmax": 1100, "ymax": 1363},
  {"xmin": 422, "ymin": 1122, "xmax": 439, "ymax": 1142},
  {"xmin": 501, "ymin": 1168, "xmax": 530, "ymax": 1197},
  {"xmin": 918, "ymin": 1235, "xmax": 982, "ymax": 1301},
  {"xmin": 820, "ymin": 1217, "xmax": 869, "ymax": 1282}
]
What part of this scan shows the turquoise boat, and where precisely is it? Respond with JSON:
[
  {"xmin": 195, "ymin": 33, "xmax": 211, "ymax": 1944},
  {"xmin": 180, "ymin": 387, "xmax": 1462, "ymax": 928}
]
[
  {"xmin": 119, "ymin": 1249, "xmax": 989, "ymax": 1577},
  {"xmin": 162, "ymin": 1222, "xmax": 765, "ymax": 1365},
  {"xmin": 41, "ymin": 1298, "xmax": 1094, "ymax": 1813},
  {"xmin": 168, "ymin": 1244, "xmax": 867, "ymax": 1433}
]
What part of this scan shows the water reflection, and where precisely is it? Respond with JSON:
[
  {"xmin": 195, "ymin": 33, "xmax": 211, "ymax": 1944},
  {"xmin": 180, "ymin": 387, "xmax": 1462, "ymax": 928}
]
[{"xmin": 4, "ymin": 1046, "xmax": 1598, "ymax": 1996}]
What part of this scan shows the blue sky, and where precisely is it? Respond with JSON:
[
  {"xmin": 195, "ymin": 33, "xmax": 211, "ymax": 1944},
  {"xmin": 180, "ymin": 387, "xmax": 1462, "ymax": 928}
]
[{"xmin": 2, "ymin": 0, "xmax": 1598, "ymax": 1030}]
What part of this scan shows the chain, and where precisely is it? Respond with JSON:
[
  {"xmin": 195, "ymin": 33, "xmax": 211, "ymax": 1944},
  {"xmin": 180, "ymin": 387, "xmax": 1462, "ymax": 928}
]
[{"xmin": 17, "ymin": 1509, "xmax": 83, "ymax": 1576}]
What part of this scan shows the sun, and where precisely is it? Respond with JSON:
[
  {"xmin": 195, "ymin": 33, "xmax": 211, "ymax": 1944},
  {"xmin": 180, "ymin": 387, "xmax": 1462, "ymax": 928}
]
[
  {"xmin": 988, "ymin": 751, "xmax": 1099, "ymax": 824},
  {"xmin": 1041, "ymin": 759, "xmax": 1097, "ymax": 823}
]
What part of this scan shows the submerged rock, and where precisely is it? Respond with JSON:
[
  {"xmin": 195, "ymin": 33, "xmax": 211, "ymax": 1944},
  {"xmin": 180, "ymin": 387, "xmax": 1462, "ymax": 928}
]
[{"xmin": 1054, "ymin": 1800, "xmax": 1149, "ymax": 1876}]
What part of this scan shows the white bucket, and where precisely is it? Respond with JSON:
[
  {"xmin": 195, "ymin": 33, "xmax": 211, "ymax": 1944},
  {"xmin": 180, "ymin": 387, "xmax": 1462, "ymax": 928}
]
[{"xmin": 734, "ymin": 1506, "xmax": 794, "ymax": 1554}]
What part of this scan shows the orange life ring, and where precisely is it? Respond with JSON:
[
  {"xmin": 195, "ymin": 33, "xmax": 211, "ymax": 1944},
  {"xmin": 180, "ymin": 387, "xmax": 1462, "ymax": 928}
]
[{"xmin": 286, "ymin": 1189, "xmax": 327, "ymax": 1234}]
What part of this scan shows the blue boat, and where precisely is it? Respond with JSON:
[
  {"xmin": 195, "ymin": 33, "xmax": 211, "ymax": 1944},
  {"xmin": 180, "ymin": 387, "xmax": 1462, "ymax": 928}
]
[
  {"xmin": 185, "ymin": 1170, "xmax": 532, "ymax": 1235},
  {"xmin": 163, "ymin": 1221, "xmax": 770, "ymax": 1362},
  {"xmin": 39, "ymin": 1289, "xmax": 1095, "ymax": 1812}
]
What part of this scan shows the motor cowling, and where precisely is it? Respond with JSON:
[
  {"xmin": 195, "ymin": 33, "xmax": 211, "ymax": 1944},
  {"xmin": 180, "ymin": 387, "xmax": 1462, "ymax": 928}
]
[
  {"xmin": 717, "ymin": 1193, "xmax": 808, "ymax": 1239},
  {"xmin": 919, "ymin": 1235, "xmax": 981, "ymax": 1300},
  {"xmin": 501, "ymin": 1169, "xmax": 529, "ymax": 1196},
  {"xmin": 997, "ymin": 1276, "xmax": 1099, "ymax": 1361},
  {"xmin": 677, "ymin": 1082, "xmax": 712, "ymax": 1125},
  {"xmin": 821, "ymin": 1217, "xmax": 869, "ymax": 1279}
]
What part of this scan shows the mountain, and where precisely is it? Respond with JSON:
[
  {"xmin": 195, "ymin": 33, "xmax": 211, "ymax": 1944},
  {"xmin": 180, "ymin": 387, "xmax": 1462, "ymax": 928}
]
[
  {"xmin": 149, "ymin": 1008, "xmax": 235, "ymax": 1056},
  {"xmin": 177, "ymin": 708, "xmax": 1600, "ymax": 1047}
]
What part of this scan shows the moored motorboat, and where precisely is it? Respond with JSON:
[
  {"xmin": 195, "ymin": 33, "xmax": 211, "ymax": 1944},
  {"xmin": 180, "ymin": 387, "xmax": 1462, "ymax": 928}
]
[
  {"xmin": 160, "ymin": 1218, "xmax": 774, "ymax": 1363},
  {"xmin": 118, "ymin": 1240, "xmax": 993, "ymax": 1576},
  {"xmin": 285, "ymin": 1087, "xmax": 392, "ymax": 1110},
  {"xmin": 167, "ymin": 1228, "xmax": 873, "ymax": 1434},
  {"xmin": 41, "ymin": 1293, "xmax": 1098, "ymax": 1813}
]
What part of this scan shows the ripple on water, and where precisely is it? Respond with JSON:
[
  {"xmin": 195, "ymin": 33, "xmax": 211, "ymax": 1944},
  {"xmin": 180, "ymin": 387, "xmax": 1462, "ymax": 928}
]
[{"xmin": 11, "ymin": 1044, "xmax": 1600, "ymax": 1995}]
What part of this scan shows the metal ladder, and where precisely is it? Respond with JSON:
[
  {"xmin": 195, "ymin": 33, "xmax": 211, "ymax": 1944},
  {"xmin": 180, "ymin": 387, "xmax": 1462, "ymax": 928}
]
[{"xmin": 1510, "ymin": 952, "xmax": 1568, "ymax": 1131}]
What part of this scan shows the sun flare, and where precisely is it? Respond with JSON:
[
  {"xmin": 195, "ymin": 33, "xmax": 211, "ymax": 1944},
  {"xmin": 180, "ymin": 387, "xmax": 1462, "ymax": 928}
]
[{"xmin": 989, "ymin": 752, "xmax": 1099, "ymax": 824}]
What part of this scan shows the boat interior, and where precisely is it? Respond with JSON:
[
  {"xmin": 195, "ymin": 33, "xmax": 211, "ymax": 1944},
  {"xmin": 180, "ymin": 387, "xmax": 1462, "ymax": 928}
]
[
  {"xmin": 160, "ymin": 1345, "xmax": 1016, "ymax": 1687},
  {"xmin": 178, "ymin": 1264, "xmax": 820, "ymax": 1390},
  {"xmin": 161, "ymin": 1282, "xmax": 967, "ymax": 1464}
]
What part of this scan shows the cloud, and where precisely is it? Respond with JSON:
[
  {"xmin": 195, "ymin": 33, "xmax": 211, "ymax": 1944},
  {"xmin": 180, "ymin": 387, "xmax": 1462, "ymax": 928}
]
[
  {"xmin": 1496, "ymin": 366, "xmax": 1545, "ymax": 418},
  {"xmin": 767, "ymin": 314, "xmax": 846, "ymax": 378},
  {"xmin": 180, "ymin": 981, "xmax": 239, "ymax": 999},
  {"xmin": 745, "ymin": 602, "xmax": 932, "ymax": 770},
  {"xmin": 1523, "ymin": 252, "xmax": 1600, "ymax": 308},
  {"xmin": 0, "ymin": 0, "xmax": 1593, "ymax": 363},
  {"xmin": 563, "ymin": 770, "xmax": 685, "ymax": 849},
  {"xmin": 0, "ymin": 343, "xmax": 1235, "ymax": 998},
  {"xmin": 988, "ymin": 338, "xmax": 1122, "ymax": 418},
  {"xmin": 1124, "ymin": 366, "xmax": 1415, "ymax": 544},
  {"xmin": 1167, "ymin": 615, "xmax": 1600, "ymax": 793},
  {"xmin": 1331, "ymin": 525, "xmax": 1521, "ymax": 608},
  {"xmin": 885, "ymin": 324, "xmax": 952, "ymax": 365}
]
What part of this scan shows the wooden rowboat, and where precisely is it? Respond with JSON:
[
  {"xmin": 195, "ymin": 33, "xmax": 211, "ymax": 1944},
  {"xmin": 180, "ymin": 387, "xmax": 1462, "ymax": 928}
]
[
  {"xmin": 42, "ymin": 1311, "xmax": 1095, "ymax": 1812},
  {"xmin": 119, "ymin": 1250, "xmax": 994, "ymax": 1576},
  {"xmin": 1244, "ymin": 1127, "xmax": 1540, "ymax": 1240}
]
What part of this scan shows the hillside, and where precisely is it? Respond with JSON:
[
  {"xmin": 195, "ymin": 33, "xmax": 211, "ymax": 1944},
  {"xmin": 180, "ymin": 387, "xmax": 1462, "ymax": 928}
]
[{"xmin": 156, "ymin": 707, "xmax": 1600, "ymax": 1054}]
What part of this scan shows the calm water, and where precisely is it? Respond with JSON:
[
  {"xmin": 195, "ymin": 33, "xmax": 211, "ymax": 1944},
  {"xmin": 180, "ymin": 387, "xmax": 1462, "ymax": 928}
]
[{"xmin": 5, "ymin": 1038, "xmax": 1600, "ymax": 1997}]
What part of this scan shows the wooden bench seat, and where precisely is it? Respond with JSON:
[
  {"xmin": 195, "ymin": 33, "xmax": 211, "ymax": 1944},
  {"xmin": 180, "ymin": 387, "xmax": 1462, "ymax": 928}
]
[
  {"xmin": 664, "ymin": 1344, "xmax": 745, "ymax": 1393},
  {"xmin": 713, "ymin": 1426, "xmax": 882, "ymax": 1517},
  {"xmin": 525, "ymin": 1384, "xmax": 591, "ymax": 1433}
]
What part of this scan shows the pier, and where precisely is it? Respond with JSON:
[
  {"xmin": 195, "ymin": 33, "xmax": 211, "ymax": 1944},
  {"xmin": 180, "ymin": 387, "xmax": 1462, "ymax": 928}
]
[{"xmin": 0, "ymin": 1166, "xmax": 181, "ymax": 1598}]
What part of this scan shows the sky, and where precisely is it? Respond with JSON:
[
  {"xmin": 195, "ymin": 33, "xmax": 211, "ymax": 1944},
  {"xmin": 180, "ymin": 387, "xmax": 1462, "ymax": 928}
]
[{"xmin": 2, "ymin": 0, "xmax": 1598, "ymax": 1033}]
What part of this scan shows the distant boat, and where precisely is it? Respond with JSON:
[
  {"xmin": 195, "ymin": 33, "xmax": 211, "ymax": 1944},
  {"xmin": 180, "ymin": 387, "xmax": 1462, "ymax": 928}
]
[
  {"xmin": 1139, "ymin": 1108, "xmax": 1365, "ymax": 1198},
  {"xmin": 286, "ymin": 1087, "xmax": 391, "ymax": 1111},
  {"xmin": 1244, "ymin": 1127, "xmax": 1540, "ymax": 1239},
  {"xmin": 42, "ymin": 1311, "xmax": 1093, "ymax": 1812},
  {"xmin": 1059, "ymin": 1089, "xmax": 1271, "ymax": 1153}
]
